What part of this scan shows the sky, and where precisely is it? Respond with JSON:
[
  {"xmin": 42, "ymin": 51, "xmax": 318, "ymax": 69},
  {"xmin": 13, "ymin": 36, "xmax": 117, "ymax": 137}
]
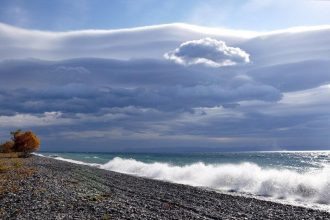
[
  {"xmin": 0, "ymin": 0, "xmax": 330, "ymax": 152},
  {"xmin": 1, "ymin": 0, "xmax": 330, "ymax": 31}
]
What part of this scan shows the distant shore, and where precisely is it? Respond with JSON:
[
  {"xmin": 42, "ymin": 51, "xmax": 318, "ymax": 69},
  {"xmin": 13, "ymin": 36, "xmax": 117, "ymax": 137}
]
[{"xmin": 0, "ymin": 155, "xmax": 329, "ymax": 219}]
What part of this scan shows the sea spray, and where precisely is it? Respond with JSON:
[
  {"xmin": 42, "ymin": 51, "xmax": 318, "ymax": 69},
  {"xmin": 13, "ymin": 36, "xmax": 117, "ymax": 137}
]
[
  {"xmin": 100, "ymin": 157, "xmax": 330, "ymax": 205},
  {"xmin": 37, "ymin": 151, "xmax": 330, "ymax": 209}
]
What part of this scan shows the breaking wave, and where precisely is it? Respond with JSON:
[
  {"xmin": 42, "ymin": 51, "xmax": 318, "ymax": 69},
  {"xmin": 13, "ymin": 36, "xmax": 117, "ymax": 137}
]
[{"xmin": 100, "ymin": 157, "xmax": 330, "ymax": 205}]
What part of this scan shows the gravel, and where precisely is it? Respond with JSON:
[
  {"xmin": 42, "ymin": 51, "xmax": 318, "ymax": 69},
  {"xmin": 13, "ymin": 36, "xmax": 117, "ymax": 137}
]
[{"xmin": 0, "ymin": 155, "xmax": 329, "ymax": 219}]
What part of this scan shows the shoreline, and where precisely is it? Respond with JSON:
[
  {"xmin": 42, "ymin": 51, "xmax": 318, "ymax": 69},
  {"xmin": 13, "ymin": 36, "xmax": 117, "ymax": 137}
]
[
  {"xmin": 1, "ymin": 155, "xmax": 329, "ymax": 219},
  {"xmin": 39, "ymin": 152, "xmax": 330, "ymax": 213}
]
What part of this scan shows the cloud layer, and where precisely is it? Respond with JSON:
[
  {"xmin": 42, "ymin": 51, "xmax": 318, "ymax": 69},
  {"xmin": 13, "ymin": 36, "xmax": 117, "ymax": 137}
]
[
  {"xmin": 164, "ymin": 38, "xmax": 250, "ymax": 67},
  {"xmin": 0, "ymin": 23, "xmax": 329, "ymax": 151},
  {"xmin": 0, "ymin": 59, "xmax": 281, "ymax": 115},
  {"xmin": 1, "ymin": 22, "xmax": 330, "ymax": 64},
  {"xmin": 0, "ymin": 22, "xmax": 251, "ymax": 61}
]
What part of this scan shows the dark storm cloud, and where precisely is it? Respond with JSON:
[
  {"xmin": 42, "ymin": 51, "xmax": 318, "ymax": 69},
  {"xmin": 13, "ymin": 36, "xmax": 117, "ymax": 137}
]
[{"xmin": 0, "ymin": 58, "xmax": 282, "ymax": 116}]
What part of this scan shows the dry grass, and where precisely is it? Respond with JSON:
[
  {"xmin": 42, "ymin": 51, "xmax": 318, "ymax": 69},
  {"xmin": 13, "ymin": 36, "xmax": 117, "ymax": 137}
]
[
  {"xmin": 0, "ymin": 157, "xmax": 35, "ymax": 197},
  {"xmin": 0, "ymin": 161, "xmax": 10, "ymax": 173},
  {"xmin": 16, "ymin": 167, "xmax": 35, "ymax": 176},
  {"xmin": 0, "ymin": 152, "xmax": 22, "ymax": 158},
  {"xmin": 0, "ymin": 156, "xmax": 35, "ymax": 220},
  {"xmin": 12, "ymin": 159, "xmax": 23, "ymax": 168},
  {"xmin": 88, "ymin": 193, "xmax": 112, "ymax": 202},
  {"xmin": 0, "ymin": 157, "xmax": 24, "ymax": 172}
]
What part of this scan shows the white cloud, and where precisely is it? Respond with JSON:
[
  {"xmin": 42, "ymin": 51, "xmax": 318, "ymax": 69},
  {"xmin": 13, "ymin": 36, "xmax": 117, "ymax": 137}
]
[
  {"xmin": 164, "ymin": 38, "xmax": 250, "ymax": 67},
  {"xmin": 0, "ymin": 22, "xmax": 252, "ymax": 61},
  {"xmin": 0, "ymin": 22, "xmax": 329, "ymax": 65},
  {"xmin": 0, "ymin": 112, "xmax": 70, "ymax": 127}
]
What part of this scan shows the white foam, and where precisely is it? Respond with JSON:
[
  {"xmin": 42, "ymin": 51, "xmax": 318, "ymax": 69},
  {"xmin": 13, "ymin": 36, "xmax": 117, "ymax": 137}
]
[
  {"xmin": 32, "ymin": 153, "xmax": 46, "ymax": 157},
  {"xmin": 36, "ymin": 153, "xmax": 330, "ymax": 209},
  {"xmin": 83, "ymin": 156, "xmax": 100, "ymax": 159},
  {"xmin": 100, "ymin": 157, "xmax": 330, "ymax": 206},
  {"xmin": 36, "ymin": 153, "xmax": 101, "ymax": 167}
]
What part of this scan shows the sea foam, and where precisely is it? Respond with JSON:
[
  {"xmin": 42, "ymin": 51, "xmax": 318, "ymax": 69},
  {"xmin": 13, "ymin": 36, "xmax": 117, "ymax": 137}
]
[
  {"xmin": 100, "ymin": 157, "xmax": 330, "ymax": 205},
  {"xmin": 49, "ymin": 155, "xmax": 101, "ymax": 167}
]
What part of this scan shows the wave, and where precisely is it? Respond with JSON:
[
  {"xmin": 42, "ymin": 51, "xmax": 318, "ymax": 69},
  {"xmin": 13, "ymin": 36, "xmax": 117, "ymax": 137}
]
[
  {"xmin": 34, "ymin": 153, "xmax": 101, "ymax": 166},
  {"xmin": 37, "ymin": 153, "xmax": 330, "ymax": 206},
  {"xmin": 84, "ymin": 156, "xmax": 100, "ymax": 159},
  {"xmin": 38, "ymin": 154, "xmax": 101, "ymax": 167},
  {"xmin": 100, "ymin": 157, "xmax": 330, "ymax": 205}
]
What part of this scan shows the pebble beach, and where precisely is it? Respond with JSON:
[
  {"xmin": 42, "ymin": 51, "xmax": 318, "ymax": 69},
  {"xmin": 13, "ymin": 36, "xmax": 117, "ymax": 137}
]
[{"xmin": 0, "ymin": 155, "xmax": 329, "ymax": 220}]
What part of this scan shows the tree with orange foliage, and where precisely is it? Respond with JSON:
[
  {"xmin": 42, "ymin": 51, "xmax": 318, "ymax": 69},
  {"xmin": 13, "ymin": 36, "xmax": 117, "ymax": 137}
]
[
  {"xmin": 12, "ymin": 130, "xmax": 40, "ymax": 155},
  {"xmin": 0, "ymin": 130, "xmax": 40, "ymax": 156},
  {"xmin": 0, "ymin": 141, "xmax": 14, "ymax": 153}
]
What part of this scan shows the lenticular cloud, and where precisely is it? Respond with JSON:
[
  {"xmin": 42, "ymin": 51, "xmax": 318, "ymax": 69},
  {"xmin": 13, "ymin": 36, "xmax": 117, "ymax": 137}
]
[{"xmin": 164, "ymin": 38, "xmax": 250, "ymax": 67}]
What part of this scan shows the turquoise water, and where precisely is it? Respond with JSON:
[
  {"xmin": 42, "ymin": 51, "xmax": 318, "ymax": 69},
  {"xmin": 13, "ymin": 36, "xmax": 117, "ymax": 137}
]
[
  {"xmin": 39, "ymin": 151, "xmax": 330, "ymax": 210},
  {"xmin": 40, "ymin": 151, "xmax": 329, "ymax": 172}
]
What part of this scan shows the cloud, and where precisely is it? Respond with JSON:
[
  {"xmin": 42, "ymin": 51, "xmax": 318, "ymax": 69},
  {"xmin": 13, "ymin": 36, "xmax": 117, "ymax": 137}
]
[
  {"xmin": 0, "ymin": 22, "xmax": 251, "ymax": 61},
  {"xmin": 0, "ymin": 58, "xmax": 282, "ymax": 116},
  {"xmin": 0, "ymin": 111, "xmax": 69, "ymax": 127},
  {"xmin": 0, "ymin": 23, "xmax": 329, "ymax": 151},
  {"xmin": 0, "ymin": 82, "xmax": 281, "ymax": 115},
  {"xmin": 164, "ymin": 38, "xmax": 250, "ymax": 67},
  {"xmin": 160, "ymin": 84, "xmax": 330, "ymax": 148},
  {"xmin": 1, "ymin": 22, "xmax": 329, "ymax": 64},
  {"xmin": 247, "ymin": 60, "xmax": 330, "ymax": 92}
]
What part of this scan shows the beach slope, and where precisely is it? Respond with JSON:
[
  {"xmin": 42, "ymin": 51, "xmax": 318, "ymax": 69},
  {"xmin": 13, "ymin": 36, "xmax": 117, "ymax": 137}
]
[{"xmin": 0, "ymin": 156, "xmax": 329, "ymax": 219}]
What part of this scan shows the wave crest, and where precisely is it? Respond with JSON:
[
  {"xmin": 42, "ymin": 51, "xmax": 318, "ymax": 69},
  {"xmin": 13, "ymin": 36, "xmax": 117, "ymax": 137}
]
[{"xmin": 100, "ymin": 157, "xmax": 330, "ymax": 204}]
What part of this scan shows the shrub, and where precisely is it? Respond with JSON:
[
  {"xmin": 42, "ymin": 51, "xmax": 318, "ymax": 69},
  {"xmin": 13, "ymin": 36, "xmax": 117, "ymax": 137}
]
[
  {"xmin": 0, "ymin": 141, "xmax": 15, "ymax": 153},
  {"xmin": 12, "ymin": 131, "xmax": 40, "ymax": 155},
  {"xmin": 0, "ymin": 130, "xmax": 40, "ymax": 157}
]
